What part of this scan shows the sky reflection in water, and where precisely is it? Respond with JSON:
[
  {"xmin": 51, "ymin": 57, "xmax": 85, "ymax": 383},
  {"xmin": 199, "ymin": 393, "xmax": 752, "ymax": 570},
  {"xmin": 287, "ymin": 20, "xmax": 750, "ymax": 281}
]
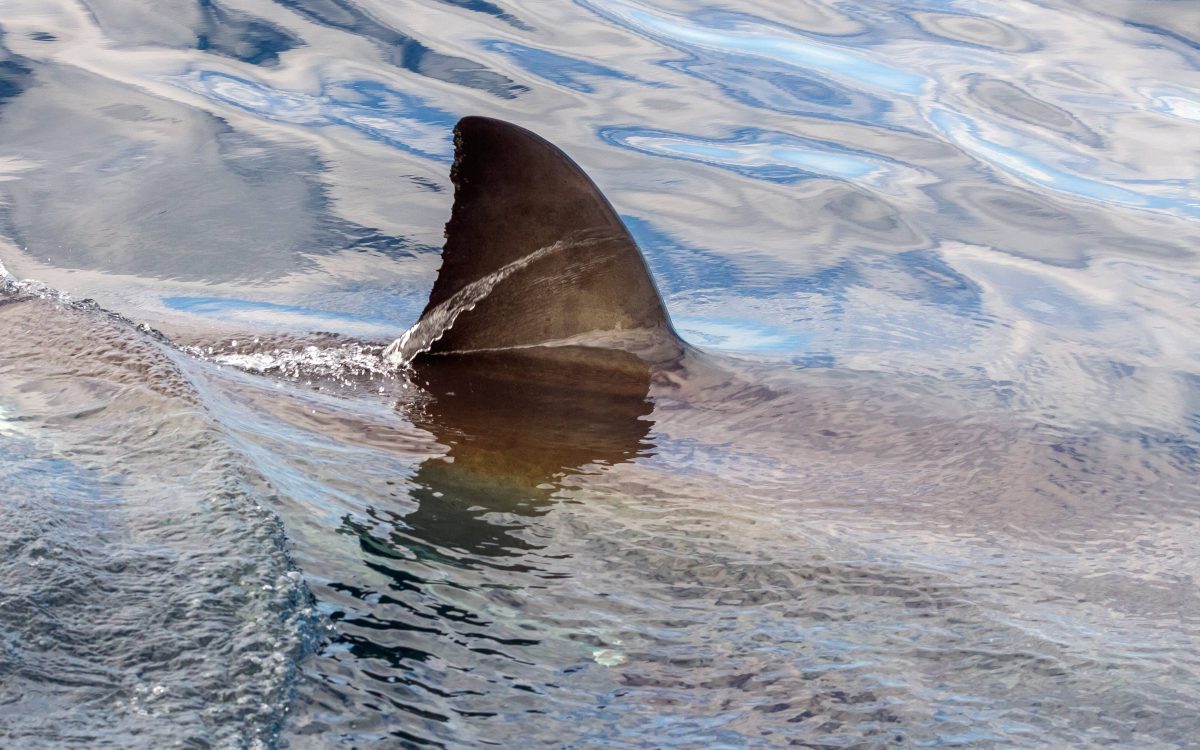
[{"xmin": 1, "ymin": 0, "xmax": 1199, "ymax": 747}]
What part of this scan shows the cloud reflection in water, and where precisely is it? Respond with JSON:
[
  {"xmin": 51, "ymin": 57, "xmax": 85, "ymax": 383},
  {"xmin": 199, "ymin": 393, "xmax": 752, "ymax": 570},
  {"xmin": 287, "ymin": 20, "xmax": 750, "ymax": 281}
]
[{"xmin": 174, "ymin": 70, "xmax": 456, "ymax": 161}]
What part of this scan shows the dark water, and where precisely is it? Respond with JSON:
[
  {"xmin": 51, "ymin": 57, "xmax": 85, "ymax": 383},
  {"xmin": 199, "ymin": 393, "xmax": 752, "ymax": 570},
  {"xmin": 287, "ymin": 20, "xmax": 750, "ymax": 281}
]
[{"xmin": 2, "ymin": 1, "xmax": 1200, "ymax": 747}]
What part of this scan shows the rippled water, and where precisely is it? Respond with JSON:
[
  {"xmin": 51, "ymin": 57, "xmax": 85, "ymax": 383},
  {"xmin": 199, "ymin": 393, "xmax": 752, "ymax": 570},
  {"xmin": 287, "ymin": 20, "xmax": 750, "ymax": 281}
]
[{"xmin": 1, "ymin": 0, "xmax": 1199, "ymax": 747}]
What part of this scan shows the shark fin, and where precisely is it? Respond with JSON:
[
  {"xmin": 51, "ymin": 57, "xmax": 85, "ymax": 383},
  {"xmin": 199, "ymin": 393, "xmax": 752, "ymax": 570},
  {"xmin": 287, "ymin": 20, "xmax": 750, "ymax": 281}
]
[{"xmin": 418, "ymin": 116, "xmax": 679, "ymax": 358}]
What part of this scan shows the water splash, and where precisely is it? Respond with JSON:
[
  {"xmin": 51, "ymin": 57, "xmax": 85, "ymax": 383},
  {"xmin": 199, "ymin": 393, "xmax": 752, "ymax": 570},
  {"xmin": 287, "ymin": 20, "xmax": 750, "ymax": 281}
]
[
  {"xmin": 382, "ymin": 237, "xmax": 580, "ymax": 366},
  {"xmin": 2, "ymin": 259, "xmax": 393, "ymax": 391},
  {"xmin": 0, "ymin": 259, "xmax": 174, "ymax": 346},
  {"xmin": 192, "ymin": 342, "xmax": 398, "ymax": 384},
  {"xmin": 0, "ymin": 258, "xmax": 56, "ymax": 300}
]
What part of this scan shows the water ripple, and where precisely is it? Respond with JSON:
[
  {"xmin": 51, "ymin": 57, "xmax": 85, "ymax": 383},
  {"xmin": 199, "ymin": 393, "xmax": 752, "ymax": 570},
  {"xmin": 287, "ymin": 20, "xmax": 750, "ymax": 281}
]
[
  {"xmin": 581, "ymin": 0, "xmax": 926, "ymax": 95},
  {"xmin": 601, "ymin": 125, "xmax": 930, "ymax": 195},
  {"xmin": 273, "ymin": 0, "xmax": 527, "ymax": 97},
  {"xmin": 174, "ymin": 70, "xmax": 456, "ymax": 160},
  {"xmin": 479, "ymin": 39, "xmax": 664, "ymax": 93},
  {"xmin": 2, "ymin": 0, "xmax": 1200, "ymax": 747}
]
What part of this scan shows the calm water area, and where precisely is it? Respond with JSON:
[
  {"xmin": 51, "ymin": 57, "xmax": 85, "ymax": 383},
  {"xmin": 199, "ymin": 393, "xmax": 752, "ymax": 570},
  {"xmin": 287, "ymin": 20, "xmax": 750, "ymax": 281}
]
[{"xmin": 1, "ymin": 0, "xmax": 1199, "ymax": 747}]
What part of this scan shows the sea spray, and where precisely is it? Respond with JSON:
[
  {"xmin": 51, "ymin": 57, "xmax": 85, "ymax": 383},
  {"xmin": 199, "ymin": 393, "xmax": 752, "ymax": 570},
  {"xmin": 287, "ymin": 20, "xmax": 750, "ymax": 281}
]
[{"xmin": 382, "ymin": 237, "xmax": 587, "ymax": 366}]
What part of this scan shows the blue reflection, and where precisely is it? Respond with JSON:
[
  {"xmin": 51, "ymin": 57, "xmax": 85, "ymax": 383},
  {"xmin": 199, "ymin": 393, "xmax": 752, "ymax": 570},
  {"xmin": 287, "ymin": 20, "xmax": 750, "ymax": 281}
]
[
  {"xmin": 580, "ymin": 1, "xmax": 925, "ymax": 95},
  {"xmin": 0, "ymin": 443, "xmax": 120, "ymax": 505},
  {"xmin": 164, "ymin": 295, "xmax": 416, "ymax": 334},
  {"xmin": 196, "ymin": 0, "xmax": 301, "ymax": 67},
  {"xmin": 1186, "ymin": 374, "xmax": 1200, "ymax": 438},
  {"xmin": 587, "ymin": 0, "xmax": 900, "ymax": 122},
  {"xmin": 478, "ymin": 39, "xmax": 663, "ymax": 93},
  {"xmin": 977, "ymin": 264, "xmax": 1099, "ymax": 329},
  {"xmin": 662, "ymin": 54, "xmax": 892, "ymax": 120},
  {"xmin": 434, "ymin": 0, "xmax": 531, "ymax": 31},
  {"xmin": 1125, "ymin": 20, "xmax": 1200, "ymax": 53},
  {"xmin": 273, "ymin": 0, "xmax": 526, "ymax": 98},
  {"xmin": 628, "ymin": 215, "xmax": 990, "ymax": 358},
  {"xmin": 930, "ymin": 108, "xmax": 1200, "ymax": 217},
  {"xmin": 601, "ymin": 126, "xmax": 884, "ymax": 184},
  {"xmin": 175, "ymin": 71, "xmax": 456, "ymax": 161},
  {"xmin": 896, "ymin": 7, "xmax": 1038, "ymax": 54},
  {"xmin": 888, "ymin": 249, "xmax": 984, "ymax": 315},
  {"xmin": 625, "ymin": 215, "xmax": 858, "ymax": 307},
  {"xmin": 625, "ymin": 215, "xmax": 748, "ymax": 297},
  {"xmin": 0, "ymin": 32, "xmax": 33, "ymax": 107},
  {"xmin": 1145, "ymin": 87, "xmax": 1200, "ymax": 122},
  {"xmin": 673, "ymin": 315, "xmax": 813, "ymax": 354},
  {"xmin": 627, "ymin": 215, "xmax": 820, "ymax": 353},
  {"xmin": 628, "ymin": 216, "xmax": 983, "ymax": 315}
]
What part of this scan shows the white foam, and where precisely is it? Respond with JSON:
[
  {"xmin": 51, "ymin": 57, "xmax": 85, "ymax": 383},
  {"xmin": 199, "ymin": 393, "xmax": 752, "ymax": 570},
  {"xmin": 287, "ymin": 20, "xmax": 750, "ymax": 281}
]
[
  {"xmin": 0, "ymin": 404, "xmax": 19, "ymax": 437},
  {"xmin": 189, "ymin": 342, "xmax": 400, "ymax": 384}
]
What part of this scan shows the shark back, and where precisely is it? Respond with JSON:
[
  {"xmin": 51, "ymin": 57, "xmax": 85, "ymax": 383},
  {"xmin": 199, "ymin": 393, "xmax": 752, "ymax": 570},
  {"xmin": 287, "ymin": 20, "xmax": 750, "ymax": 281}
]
[{"xmin": 418, "ymin": 116, "xmax": 681, "ymax": 359}]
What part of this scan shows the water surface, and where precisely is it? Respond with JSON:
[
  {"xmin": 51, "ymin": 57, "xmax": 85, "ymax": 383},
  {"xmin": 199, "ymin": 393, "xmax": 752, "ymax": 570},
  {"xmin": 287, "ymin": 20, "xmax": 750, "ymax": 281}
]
[{"xmin": 1, "ymin": 0, "xmax": 1199, "ymax": 747}]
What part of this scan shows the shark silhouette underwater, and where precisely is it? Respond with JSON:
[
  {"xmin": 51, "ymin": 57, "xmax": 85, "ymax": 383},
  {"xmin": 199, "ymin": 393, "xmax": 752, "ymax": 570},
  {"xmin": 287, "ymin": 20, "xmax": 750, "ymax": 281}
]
[
  {"xmin": 0, "ymin": 115, "xmax": 684, "ymax": 563},
  {"xmin": 0, "ymin": 116, "xmax": 1099, "ymax": 558},
  {"xmin": 2, "ymin": 116, "xmax": 1175, "ymax": 746},
  {"xmin": 312, "ymin": 116, "xmax": 1096, "ymax": 558},
  {"xmin": 373, "ymin": 115, "xmax": 952, "ymax": 555}
]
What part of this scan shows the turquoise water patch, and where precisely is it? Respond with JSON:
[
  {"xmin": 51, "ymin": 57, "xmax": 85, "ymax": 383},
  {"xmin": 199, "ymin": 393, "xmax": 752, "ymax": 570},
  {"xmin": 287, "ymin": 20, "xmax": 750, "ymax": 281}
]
[{"xmin": 673, "ymin": 316, "xmax": 813, "ymax": 354}]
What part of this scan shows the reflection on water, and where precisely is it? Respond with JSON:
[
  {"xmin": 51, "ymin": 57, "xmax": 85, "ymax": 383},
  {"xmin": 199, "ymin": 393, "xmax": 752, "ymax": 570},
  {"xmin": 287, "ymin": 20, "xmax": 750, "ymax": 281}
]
[
  {"xmin": 175, "ymin": 71, "xmax": 457, "ymax": 160},
  {"xmin": 400, "ymin": 347, "xmax": 654, "ymax": 557},
  {"xmin": 2, "ymin": 0, "xmax": 1200, "ymax": 747},
  {"xmin": 274, "ymin": 0, "xmax": 527, "ymax": 97}
]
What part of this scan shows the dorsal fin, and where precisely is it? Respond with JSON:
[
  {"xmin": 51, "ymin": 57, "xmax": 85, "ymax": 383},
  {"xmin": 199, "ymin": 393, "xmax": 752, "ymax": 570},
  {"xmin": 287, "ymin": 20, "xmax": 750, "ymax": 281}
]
[{"xmin": 418, "ymin": 116, "xmax": 679, "ymax": 357}]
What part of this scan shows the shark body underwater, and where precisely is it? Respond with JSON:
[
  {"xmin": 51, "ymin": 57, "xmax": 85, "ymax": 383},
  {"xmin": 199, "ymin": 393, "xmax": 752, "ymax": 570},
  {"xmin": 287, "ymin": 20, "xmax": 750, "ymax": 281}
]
[{"xmin": 2, "ymin": 118, "xmax": 1194, "ymax": 746}]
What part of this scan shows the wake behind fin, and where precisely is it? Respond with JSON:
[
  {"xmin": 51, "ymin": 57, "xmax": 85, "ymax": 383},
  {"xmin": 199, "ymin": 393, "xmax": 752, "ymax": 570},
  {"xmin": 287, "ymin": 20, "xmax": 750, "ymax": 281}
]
[{"xmin": 415, "ymin": 116, "xmax": 681, "ymax": 359}]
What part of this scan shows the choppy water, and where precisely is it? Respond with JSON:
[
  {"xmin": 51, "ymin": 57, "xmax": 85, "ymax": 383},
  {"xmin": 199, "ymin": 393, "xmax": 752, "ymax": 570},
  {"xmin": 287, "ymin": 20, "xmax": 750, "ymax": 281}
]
[{"xmin": 1, "ymin": 0, "xmax": 1199, "ymax": 747}]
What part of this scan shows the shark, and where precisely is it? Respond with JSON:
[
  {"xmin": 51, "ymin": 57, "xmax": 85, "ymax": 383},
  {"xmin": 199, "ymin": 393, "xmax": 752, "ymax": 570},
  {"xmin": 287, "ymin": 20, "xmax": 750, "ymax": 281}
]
[
  {"xmin": 2, "ymin": 115, "xmax": 1195, "ymax": 747},
  {"xmin": 386, "ymin": 117, "xmax": 1000, "ymax": 537},
  {"xmin": 386, "ymin": 115, "xmax": 684, "ymax": 365},
  {"xmin": 0, "ymin": 115, "xmax": 1112, "ymax": 549}
]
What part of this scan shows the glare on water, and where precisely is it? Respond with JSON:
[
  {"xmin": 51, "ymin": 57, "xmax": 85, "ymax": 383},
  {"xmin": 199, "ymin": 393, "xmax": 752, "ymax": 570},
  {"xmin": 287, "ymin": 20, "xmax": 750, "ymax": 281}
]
[{"xmin": 1, "ymin": 1, "xmax": 1199, "ymax": 748}]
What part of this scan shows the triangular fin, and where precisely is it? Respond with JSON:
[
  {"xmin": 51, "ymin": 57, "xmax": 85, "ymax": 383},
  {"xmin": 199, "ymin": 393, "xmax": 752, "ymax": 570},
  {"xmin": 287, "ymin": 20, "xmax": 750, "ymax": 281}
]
[{"xmin": 418, "ymin": 116, "xmax": 679, "ymax": 357}]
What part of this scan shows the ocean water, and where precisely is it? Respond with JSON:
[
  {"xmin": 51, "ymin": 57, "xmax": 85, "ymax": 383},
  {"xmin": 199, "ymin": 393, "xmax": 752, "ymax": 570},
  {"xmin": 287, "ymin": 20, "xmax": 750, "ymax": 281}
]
[{"xmin": 1, "ymin": 1, "xmax": 1199, "ymax": 747}]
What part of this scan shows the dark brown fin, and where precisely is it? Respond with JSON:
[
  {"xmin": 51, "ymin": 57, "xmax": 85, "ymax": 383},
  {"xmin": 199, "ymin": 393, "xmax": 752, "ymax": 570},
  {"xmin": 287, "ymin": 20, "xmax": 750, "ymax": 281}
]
[{"xmin": 420, "ymin": 116, "xmax": 680, "ymax": 356}]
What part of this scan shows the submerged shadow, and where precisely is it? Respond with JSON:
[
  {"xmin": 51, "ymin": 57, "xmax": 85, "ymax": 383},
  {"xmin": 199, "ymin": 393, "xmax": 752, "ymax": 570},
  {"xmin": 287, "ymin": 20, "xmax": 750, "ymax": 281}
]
[
  {"xmin": 398, "ymin": 346, "xmax": 655, "ymax": 559},
  {"xmin": 320, "ymin": 347, "xmax": 656, "ymax": 744}
]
